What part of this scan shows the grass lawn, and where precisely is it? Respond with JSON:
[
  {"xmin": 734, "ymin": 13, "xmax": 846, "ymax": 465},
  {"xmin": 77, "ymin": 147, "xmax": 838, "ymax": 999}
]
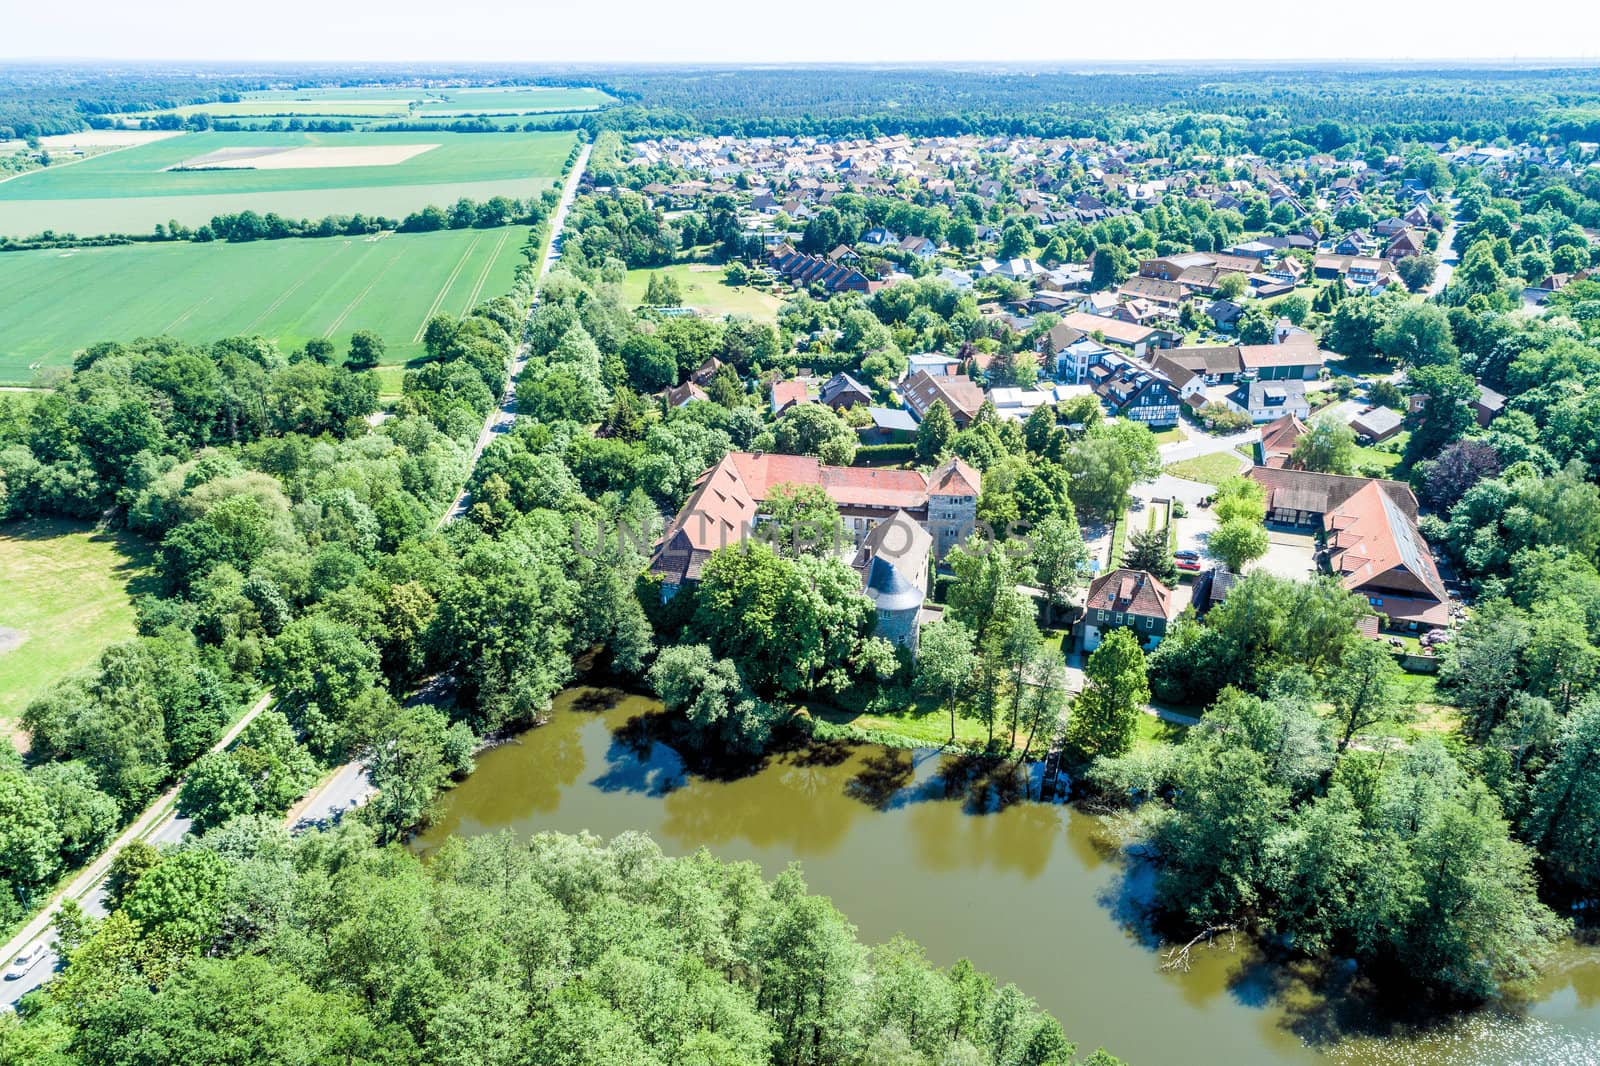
[
  {"xmin": 621, "ymin": 263, "xmax": 785, "ymax": 321},
  {"xmin": 1354, "ymin": 431, "xmax": 1409, "ymax": 476},
  {"xmin": 0, "ymin": 226, "xmax": 531, "ymax": 381},
  {"xmin": 1135, "ymin": 713, "xmax": 1191, "ymax": 750},
  {"xmin": 1163, "ymin": 450, "xmax": 1247, "ymax": 485},
  {"xmin": 1150, "ymin": 426, "xmax": 1185, "ymax": 445},
  {"xmin": 808, "ymin": 696, "xmax": 999, "ymax": 750},
  {"xmin": 1107, "ymin": 510, "xmax": 1128, "ymax": 569},
  {"xmin": 1395, "ymin": 670, "xmax": 1452, "ymax": 708},
  {"xmin": 0, "ymin": 518, "xmax": 155, "ymax": 723},
  {"xmin": 0, "ymin": 129, "xmax": 575, "ymax": 236}
]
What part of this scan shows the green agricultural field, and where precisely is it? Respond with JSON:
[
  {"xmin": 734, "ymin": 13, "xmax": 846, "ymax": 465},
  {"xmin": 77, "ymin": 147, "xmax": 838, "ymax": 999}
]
[
  {"xmin": 0, "ymin": 226, "xmax": 531, "ymax": 382},
  {"xmin": 621, "ymin": 263, "xmax": 785, "ymax": 321},
  {"xmin": 0, "ymin": 129, "xmax": 575, "ymax": 236},
  {"xmin": 133, "ymin": 85, "xmax": 614, "ymax": 121},
  {"xmin": 0, "ymin": 518, "xmax": 155, "ymax": 724}
]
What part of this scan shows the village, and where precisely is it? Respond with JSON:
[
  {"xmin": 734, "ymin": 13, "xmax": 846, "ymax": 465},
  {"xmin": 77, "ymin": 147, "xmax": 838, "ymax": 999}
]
[{"xmin": 595, "ymin": 128, "xmax": 1584, "ymax": 684}]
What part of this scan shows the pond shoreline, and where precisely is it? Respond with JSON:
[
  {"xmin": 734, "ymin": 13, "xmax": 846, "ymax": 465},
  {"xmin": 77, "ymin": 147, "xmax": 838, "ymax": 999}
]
[{"xmin": 414, "ymin": 684, "xmax": 1600, "ymax": 1065}]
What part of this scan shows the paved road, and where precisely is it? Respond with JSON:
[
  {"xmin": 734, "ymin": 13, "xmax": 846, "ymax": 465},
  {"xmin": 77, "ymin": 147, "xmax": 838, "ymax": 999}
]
[
  {"xmin": 1, "ymin": 692, "xmax": 272, "ymax": 1007},
  {"xmin": 1157, "ymin": 421, "xmax": 1258, "ymax": 464},
  {"xmin": 1426, "ymin": 200, "xmax": 1458, "ymax": 298},
  {"xmin": 286, "ymin": 760, "xmax": 374, "ymax": 833},
  {"xmin": 445, "ymin": 141, "xmax": 592, "ymax": 524}
]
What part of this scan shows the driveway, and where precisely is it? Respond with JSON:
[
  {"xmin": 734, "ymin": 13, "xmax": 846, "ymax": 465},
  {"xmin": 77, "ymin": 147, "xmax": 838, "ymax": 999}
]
[
  {"xmin": 1134, "ymin": 472, "xmax": 1213, "ymax": 510},
  {"xmin": 1158, "ymin": 422, "xmax": 1259, "ymax": 464},
  {"xmin": 1173, "ymin": 502, "xmax": 1217, "ymax": 558}
]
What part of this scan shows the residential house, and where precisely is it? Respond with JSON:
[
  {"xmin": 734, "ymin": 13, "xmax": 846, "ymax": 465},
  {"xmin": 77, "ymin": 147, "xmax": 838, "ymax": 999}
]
[
  {"xmin": 1147, "ymin": 352, "xmax": 1209, "ymax": 406},
  {"xmin": 1060, "ymin": 311, "xmax": 1163, "ymax": 357},
  {"xmin": 1247, "ymin": 466, "xmax": 1420, "ymax": 530},
  {"xmin": 901, "ymin": 370, "xmax": 986, "ymax": 427},
  {"xmin": 1076, "ymin": 568, "xmax": 1176, "ymax": 652},
  {"xmin": 1314, "ymin": 255, "xmax": 1397, "ymax": 288},
  {"xmin": 664, "ymin": 382, "xmax": 710, "ymax": 408},
  {"xmin": 1159, "ymin": 344, "xmax": 1247, "ymax": 385},
  {"xmin": 1206, "ymin": 299, "xmax": 1245, "ymax": 330},
  {"xmin": 987, "ymin": 386, "xmax": 1059, "ymax": 422},
  {"xmin": 1140, "ymin": 251, "xmax": 1215, "ymax": 281},
  {"xmin": 905, "ymin": 352, "xmax": 962, "ymax": 378},
  {"xmin": 818, "ymin": 372, "xmax": 873, "ymax": 410},
  {"xmin": 1384, "ymin": 228, "xmax": 1426, "ymax": 263},
  {"xmin": 899, "ymin": 235, "xmax": 938, "ymax": 259},
  {"xmin": 936, "ymin": 267, "xmax": 975, "ymax": 291},
  {"xmin": 1052, "ymin": 335, "xmax": 1115, "ymax": 385},
  {"xmin": 1089, "ymin": 357, "xmax": 1182, "ymax": 428},
  {"xmin": 1226, "ymin": 379, "xmax": 1310, "ymax": 423},
  {"xmin": 689, "ymin": 356, "xmax": 725, "ymax": 386},
  {"xmin": 767, "ymin": 243, "xmax": 874, "ymax": 294},
  {"xmin": 1117, "ymin": 275, "xmax": 1186, "ymax": 309},
  {"xmin": 771, "ymin": 379, "xmax": 811, "ymax": 416},
  {"xmin": 1257, "ymin": 412, "xmax": 1309, "ymax": 467},
  {"xmin": 1474, "ymin": 384, "xmax": 1506, "ymax": 427}
]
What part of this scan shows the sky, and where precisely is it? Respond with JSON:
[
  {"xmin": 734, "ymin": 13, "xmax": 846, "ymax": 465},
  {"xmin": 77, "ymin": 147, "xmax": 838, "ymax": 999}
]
[{"xmin": 5, "ymin": 0, "xmax": 1600, "ymax": 64}]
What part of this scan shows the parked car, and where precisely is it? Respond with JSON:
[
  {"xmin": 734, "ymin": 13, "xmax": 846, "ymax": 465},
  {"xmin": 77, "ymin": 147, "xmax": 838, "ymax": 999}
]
[
  {"xmin": 1173, "ymin": 549, "xmax": 1201, "ymax": 562},
  {"xmin": 1175, "ymin": 557, "xmax": 1202, "ymax": 572}
]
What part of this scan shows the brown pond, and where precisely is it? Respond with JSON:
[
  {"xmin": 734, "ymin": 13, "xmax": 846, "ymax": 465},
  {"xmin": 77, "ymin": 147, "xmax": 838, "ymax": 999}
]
[{"xmin": 413, "ymin": 686, "xmax": 1600, "ymax": 1065}]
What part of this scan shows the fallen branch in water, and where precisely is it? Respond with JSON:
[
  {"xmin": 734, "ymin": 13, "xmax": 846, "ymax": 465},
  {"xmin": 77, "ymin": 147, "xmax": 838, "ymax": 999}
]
[{"xmin": 1160, "ymin": 924, "xmax": 1237, "ymax": 973}]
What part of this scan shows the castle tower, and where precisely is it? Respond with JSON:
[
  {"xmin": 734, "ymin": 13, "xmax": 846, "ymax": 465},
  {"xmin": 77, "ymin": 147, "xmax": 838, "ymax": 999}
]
[{"xmin": 925, "ymin": 456, "xmax": 981, "ymax": 560}]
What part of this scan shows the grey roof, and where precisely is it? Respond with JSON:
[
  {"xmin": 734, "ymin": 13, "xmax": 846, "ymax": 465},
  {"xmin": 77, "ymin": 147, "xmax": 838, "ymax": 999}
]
[
  {"xmin": 1350, "ymin": 405, "xmax": 1403, "ymax": 436},
  {"xmin": 867, "ymin": 406, "xmax": 918, "ymax": 432},
  {"xmin": 865, "ymin": 556, "xmax": 925, "ymax": 611},
  {"xmin": 854, "ymin": 510, "xmax": 931, "ymax": 612}
]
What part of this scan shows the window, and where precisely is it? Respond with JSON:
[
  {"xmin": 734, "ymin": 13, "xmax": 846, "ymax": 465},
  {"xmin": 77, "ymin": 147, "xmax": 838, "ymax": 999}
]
[{"xmin": 1097, "ymin": 610, "xmax": 1107, "ymax": 621}]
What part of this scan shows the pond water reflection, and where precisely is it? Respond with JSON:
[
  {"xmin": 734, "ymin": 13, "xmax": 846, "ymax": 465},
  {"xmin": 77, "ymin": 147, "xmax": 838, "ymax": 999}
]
[{"xmin": 414, "ymin": 686, "xmax": 1600, "ymax": 1065}]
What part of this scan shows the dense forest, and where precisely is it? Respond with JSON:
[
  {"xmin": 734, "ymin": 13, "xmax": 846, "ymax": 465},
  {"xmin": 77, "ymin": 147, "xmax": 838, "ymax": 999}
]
[
  {"xmin": 7, "ymin": 63, "xmax": 1600, "ymax": 146},
  {"xmin": 0, "ymin": 824, "xmax": 1110, "ymax": 1066}
]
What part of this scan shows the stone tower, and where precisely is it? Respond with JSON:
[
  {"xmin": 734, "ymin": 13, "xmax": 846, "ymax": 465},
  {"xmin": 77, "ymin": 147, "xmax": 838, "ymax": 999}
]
[{"xmin": 925, "ymin": 456, "xmax": 981, "ymax": 560}]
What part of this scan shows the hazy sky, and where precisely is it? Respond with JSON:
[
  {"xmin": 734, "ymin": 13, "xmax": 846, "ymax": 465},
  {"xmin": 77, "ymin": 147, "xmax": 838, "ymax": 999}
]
[{"xmin": 6, "ymin": 0, "xmax": 1600, "ymax": 63}]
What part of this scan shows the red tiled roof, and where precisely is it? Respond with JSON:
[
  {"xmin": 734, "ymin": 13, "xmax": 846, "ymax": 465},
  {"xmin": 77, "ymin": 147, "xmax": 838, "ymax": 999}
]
[
  {"xmin": 902, "ymin": 371, "xmax": 985, "ymax": 422},
  {"xmin": 772, "ymin": 379, "xmax": 810, "ymax": 411},
  {"xmin": 1236, "ymin": 339, "xmax": 1327, "ymax": 370},
  {"xmin": 1259, "ymin": 412, "xmax": 1308, "ymax": 464},
  {"xmin": 928, "ymin": 457, "xmax": 981, "ymax": 498},
  {"xmin": 1324, "ymin": 480, "xmax": 1447, "ymax": 624},
  {"xmin": 730, "ymin": 452, "xmax": 931, "ymax": 510},
  {"xmin": 1084, "ymin": 567, "xmax": 1175, "ymax": 621},
  {"xmin": 1061, "ymin": 312, "xmax": 1155, "ymax": 346}
]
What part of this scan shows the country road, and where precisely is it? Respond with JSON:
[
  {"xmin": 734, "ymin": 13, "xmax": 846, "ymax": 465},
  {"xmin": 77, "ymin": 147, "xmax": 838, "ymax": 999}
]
[
  {"xmin": 1, "ymin": 690, "xmax": 274, "ymax": 1007},
  {"xmin": 445, "ymin": 140, "xmax": 591, "ymax": 523},
  {"xmin": 2, "ymin": 143, "xmax": 594, "ymax": 1011}
]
